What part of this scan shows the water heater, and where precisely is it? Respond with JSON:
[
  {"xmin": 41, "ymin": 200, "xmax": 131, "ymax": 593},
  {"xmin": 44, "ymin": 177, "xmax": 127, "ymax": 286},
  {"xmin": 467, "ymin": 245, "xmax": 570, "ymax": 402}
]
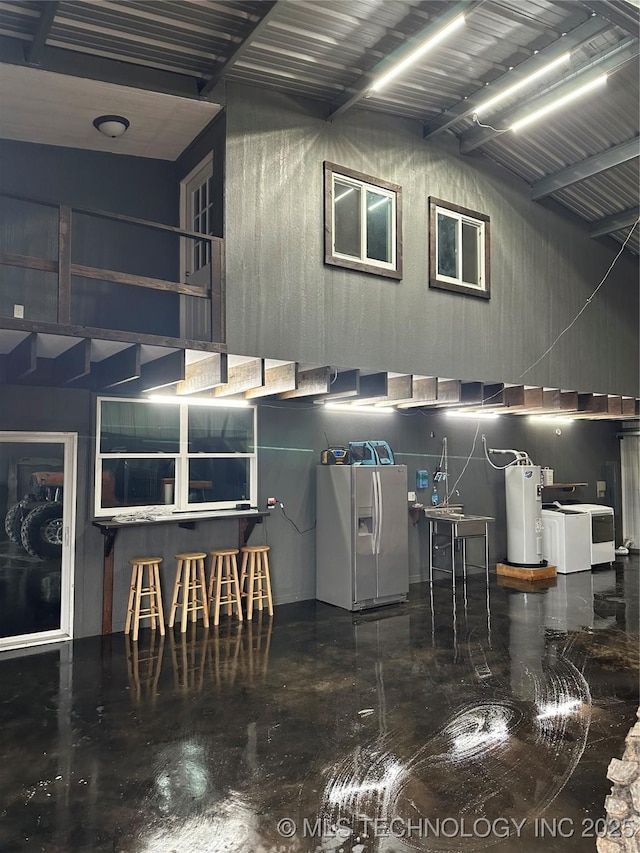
[{"xmin": 505, "ymin": 465, "xmax": 544, "ymax": 566}]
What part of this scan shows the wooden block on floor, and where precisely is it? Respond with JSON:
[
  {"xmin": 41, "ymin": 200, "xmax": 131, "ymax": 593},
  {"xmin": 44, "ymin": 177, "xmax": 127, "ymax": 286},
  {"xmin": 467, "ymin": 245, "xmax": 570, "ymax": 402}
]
[
  {"xmin": 496, "ymin": 562, "xmax": 557, "ymax": 581},
  {"xmin": 498, "ymin": 575, "xmax": 557, "ymax": 592}
]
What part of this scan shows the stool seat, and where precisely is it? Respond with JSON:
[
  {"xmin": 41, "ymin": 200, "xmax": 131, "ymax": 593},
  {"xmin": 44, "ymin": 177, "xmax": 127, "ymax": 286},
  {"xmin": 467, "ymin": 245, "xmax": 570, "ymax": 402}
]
[
  {"xmin": 208, "ymin": 548, "xmax": 243, "ymax": 626},
  {"xmin": 240, "ymin": 545, "xmax": 273, "ymax": 619},
  {"xmin": 169, "ymin": 552, "xmax": 209, "ymax": 632},
  {"xmin": 125, "ymin": 556, "xmax": 165, "ymax": 642}
]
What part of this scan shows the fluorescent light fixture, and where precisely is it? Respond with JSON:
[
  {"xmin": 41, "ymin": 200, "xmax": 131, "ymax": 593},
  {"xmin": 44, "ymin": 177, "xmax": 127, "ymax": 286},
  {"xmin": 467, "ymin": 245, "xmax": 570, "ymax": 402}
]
[
  {"xmin": 475, "ymin": 52, "xmax": 571, "ymax": 115},
  {"xmin": 323, "ymin": 402, "xmax": 395, "ymax": 414},
  {"xmin": 370, "ymin": 13, "xmax": 465, "ymax": 93},
  {"xmin": 528, "ymin": 415, "xmax": 574, "ymax": 424},
  {"xmin": 510, "ymin": 74, "xmax": 607, "ymax": 132},
  {"xmin": 446, "ymin": 410, "xmax": 500, "ymax": 420},
  {"xmin": 147, "ymin": 394, "xmax": 250, "ymax": 408}
]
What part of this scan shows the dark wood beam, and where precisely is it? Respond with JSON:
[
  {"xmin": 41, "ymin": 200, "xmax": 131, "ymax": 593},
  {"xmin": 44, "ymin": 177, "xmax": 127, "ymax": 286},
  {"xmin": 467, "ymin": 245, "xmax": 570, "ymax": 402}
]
[
  {"xmin": 199, "ymin": 1, "xmax": 280, "ymax": 98},
  {"xmin": 92, "ymin": 345, "xmax": 141, "ymax": 389},
  {"xmin": 25, "ymin": 1, "xmax": 58, "ymax": 66},
  {"xmin": 138, "ymin": 350, "xmax": 186, "ymax": 392},
  {"xmin": 7, "ymin": 333, "xmax": 38, "ymax": 381},
  {"xmin": 57, "ymin": 205, "xmax": 71, "ymax": 324},
  {"xmin": 53, "ymin": 339, "xmax": 92, "ymax": 384},
  {"xmin": 395, "ymin": 377, "xmax": 438, "ymax": 408},
  {"xmin": 315, "ymin": 369, "xmax": 360, "ymax": 400}
]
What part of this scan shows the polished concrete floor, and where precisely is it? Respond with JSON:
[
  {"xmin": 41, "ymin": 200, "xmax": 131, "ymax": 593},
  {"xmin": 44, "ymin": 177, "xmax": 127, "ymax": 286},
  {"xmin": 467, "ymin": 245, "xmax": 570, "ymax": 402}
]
[{"xmin": 0, "ymin": 557, "xmax": 638, "ymax": 852}]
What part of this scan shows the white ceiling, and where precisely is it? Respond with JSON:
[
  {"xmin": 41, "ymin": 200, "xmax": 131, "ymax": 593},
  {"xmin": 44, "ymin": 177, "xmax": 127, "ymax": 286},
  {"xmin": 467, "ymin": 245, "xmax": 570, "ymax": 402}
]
[{"xmin": 0, "ymin": 64, "xmax": 221, "ymax": 161}]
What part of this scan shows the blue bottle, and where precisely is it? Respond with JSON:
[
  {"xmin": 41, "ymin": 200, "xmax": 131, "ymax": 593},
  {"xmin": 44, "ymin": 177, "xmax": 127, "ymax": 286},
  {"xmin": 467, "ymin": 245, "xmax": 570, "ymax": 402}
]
[{"xmin": 431, "ymin": 485, "xmax": 439, "ymax": 506}]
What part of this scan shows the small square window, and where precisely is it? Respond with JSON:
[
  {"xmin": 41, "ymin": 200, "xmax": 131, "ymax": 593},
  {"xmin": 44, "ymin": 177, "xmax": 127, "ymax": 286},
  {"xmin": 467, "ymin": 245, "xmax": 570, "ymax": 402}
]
[
  {"xmin": 429, "ymin": 198, "xmax": 490, "ymax": 298},
  {"xmin": 325, "ymin": 162, "xmax": 402, "ymax": 279}
]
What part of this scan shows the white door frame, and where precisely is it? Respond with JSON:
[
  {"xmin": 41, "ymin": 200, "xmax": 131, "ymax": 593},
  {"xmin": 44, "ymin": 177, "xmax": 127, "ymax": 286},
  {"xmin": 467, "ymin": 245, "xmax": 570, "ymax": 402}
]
[
  {"xmin": 179, "ymin": 151, "xmax": 214, "ymax": 284},
  {"xmin": 0, "ymin": 431, "xmax": 77, "ymax": 651}
]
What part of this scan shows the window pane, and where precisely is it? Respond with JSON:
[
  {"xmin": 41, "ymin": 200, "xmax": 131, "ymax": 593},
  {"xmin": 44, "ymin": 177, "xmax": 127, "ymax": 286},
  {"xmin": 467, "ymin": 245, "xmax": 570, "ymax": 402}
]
[
  {"xmin": 437, "ymin": 213, "xmax": 458, "ymax": 278},
  {"xmin": 187, "ymin": 458, "xmax": 250, "ymax": 504},
  {"xmin": 462, "ymin": 221, "xmax": 480, "ymax": 286},
  {"xmin": 366, "ymin": 191, "xmax": 392, "ymax": 263},
  {"xmin": 100, "ymin": 401, "xmax": 180, "ymax": 453},
  {"xmin": 334, "ymin": 181, "xmax": 361, "ymax": 258},
  {"xmin": 100, "ymin": 458, "xmax": 175, "ymax": 509},
  {"xmin": 188, "ymin": 407, "xmax": 254, "ymax": 453}
]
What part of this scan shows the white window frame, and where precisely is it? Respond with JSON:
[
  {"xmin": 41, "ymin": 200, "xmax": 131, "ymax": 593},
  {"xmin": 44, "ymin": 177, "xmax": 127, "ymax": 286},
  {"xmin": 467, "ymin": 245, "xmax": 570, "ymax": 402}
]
[
  {"xmin": 429, "ymin": 197, "xmax": 490, "ymax": 299},
  {"xmin": 95, "ymin": 397, "xmax": 257, "ymax": 518},
  {"xmin": 179, "ymin": 152, "xmax": 214, "ymax": 284},
  {"xmin": 324, "ymin": 162, "xmax": 402, "ymax": 280}
]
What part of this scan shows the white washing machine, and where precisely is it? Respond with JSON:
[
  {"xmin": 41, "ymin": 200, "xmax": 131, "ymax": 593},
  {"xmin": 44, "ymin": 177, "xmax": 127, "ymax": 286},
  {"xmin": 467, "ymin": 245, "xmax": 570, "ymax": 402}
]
[
  {"xmin": 542, "ymin": 508, "xmax": 592, "ymax": 573},
  {"xmin": 559, "ymin": 504, "xmax": 615, "ymax": 565}
]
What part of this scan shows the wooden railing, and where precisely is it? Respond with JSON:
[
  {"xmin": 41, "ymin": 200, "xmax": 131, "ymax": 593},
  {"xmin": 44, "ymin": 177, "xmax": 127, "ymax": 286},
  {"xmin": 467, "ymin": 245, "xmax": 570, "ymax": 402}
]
[{"xmin": 0, "ymin": 191, "xmax": 225, "ymax": 349}]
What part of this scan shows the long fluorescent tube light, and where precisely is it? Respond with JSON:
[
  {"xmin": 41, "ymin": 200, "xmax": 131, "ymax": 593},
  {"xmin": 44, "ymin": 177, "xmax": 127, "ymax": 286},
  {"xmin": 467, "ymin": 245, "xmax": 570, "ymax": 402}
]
[
  {"xmin": 510, "ymin": 74, "xmax": 607, "ymax": 132},
  {"xmin": 475, "ymin": 52, "xmax": 571, "ymax": 115},
  {"xmin": 148, "ymin": 394, "xmax": 250, "ymax": 408},
  {"xmin": 370, "ymin": 14, "xmax": 465, "ymax": 93},
  {"xmin": 447, "ymin": 410, "xmax": 500, "ymax": 420},
  {"xmin": 323, "ymin": 402, "xmax": 395, "ymax": 414},
  {"xmin": 528, "ymin": 415, "xmax": 574, "ymax": 424}
]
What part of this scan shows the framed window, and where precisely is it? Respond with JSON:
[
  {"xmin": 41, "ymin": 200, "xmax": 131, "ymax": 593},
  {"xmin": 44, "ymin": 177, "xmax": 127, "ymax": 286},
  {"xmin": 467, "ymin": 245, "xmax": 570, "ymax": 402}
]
[
  {"xmin": 180, "ymin": 153, "xmax": 214, "ymax": 289},
  {"xmin": 429, "ymin": 198, "xmax": 490, "ymax": 298},
  {"xmin": 324, "ymin": 162, "xmax": 402, "ymax": 279},
  {"xmin": 95, "ymin": 397, "xmax": 257, "ymax": 517}
]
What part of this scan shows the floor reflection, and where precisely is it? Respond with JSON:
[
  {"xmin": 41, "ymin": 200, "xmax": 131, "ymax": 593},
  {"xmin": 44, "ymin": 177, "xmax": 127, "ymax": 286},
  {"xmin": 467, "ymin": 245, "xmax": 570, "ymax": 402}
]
[{"xmin": 0, "ymin": 557, "xmax": 637, "ymax": 852}]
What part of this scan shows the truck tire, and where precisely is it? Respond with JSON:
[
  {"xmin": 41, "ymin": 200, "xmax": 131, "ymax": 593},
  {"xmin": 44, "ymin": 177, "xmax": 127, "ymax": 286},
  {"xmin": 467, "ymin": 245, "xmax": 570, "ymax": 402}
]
[
  {"xmin": 4, "ymin": 502, "xmax": 25, "ymax": 545},
  {"xmin": 20, "ymin": 503, "xmax": 64, "ymax": 560}
]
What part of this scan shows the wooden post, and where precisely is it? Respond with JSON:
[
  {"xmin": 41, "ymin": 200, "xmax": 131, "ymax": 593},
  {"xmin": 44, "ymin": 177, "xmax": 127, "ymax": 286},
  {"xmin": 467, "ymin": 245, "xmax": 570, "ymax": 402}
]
[{"xmin": 57, "ymin": 205, "xmax": 72, "ymax": 324}]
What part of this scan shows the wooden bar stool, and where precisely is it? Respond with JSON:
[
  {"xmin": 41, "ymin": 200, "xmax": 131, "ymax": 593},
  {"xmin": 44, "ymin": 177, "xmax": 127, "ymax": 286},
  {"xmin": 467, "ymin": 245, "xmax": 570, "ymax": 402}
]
[
  {"xmin": 208, "ymin": 548, "xmax": 243, "ymax": 626},
  {"xmin": 168, "ymin": 552, "xmax": 209, "ymax": 632},
  {"xmin": 240, "ymin": 545, "xmax": 274, "ymax": 619},
  {"xmin": 125, "ymin": 557, "xmax": 165, "ymax": 642}
]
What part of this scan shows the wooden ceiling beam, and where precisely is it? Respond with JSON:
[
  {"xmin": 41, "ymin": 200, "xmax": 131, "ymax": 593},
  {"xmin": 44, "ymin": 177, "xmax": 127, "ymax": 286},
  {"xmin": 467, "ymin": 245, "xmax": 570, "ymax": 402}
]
[
  {"xmin": 214, "ymin": 359, "xmax": 265, "ymax": 396},
  {"xmin": 92, "ymin": 345, "xmax": 141, "ymax": 389},
  {"xmin": 53, "ymin": 338, "xmax": 92, "ymax": 384},
  {"xmin": 7, "ymin": 333, "xmax": 38, "ymax": 381},
  {"xmin": 176, "ymin": 354, "xmax": 228, "ymax": 395},
  {"xmin": 245, "ymin": 362, "xmax": 298, "ymax": 399},
  {"xmin": 279, "ymin": 367, "xmax": 331, "ymax": 399}
]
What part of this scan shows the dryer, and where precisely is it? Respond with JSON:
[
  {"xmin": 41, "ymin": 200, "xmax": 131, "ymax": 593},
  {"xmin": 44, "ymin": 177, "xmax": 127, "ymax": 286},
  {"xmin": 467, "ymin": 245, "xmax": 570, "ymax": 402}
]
[{"xmin": 559, "ymin": 504, "xmax": 615, "ymax": 565}]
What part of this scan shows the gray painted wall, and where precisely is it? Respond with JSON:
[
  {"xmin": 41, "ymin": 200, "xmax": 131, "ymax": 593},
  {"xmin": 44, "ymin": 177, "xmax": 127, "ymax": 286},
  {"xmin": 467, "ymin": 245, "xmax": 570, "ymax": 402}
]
[
  {"xmin": 0, "ymin": 384, "xmax": 622, "ymax": 637},
  {"xmin": 224, "ymin": 84, "xmax": 639, "ymax": 397},
  {"xmin": 0, "ymin": 139, "xmax": 180, "ymax": 336}
]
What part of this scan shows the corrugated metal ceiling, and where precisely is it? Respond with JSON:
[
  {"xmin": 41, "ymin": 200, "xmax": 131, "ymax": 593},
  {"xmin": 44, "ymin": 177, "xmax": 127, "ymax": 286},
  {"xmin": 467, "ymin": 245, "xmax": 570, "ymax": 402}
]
[{"xmin": 0, "ymin": 0, "xmax": 637, "ymax": 253}]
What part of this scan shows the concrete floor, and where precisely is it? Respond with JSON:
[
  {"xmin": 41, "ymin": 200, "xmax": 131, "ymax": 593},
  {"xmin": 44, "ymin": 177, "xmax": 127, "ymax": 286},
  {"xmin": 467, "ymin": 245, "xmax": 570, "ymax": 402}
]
[{"xmin": 0, "ymin": 557, "xmax": 638, "ymax": 852}]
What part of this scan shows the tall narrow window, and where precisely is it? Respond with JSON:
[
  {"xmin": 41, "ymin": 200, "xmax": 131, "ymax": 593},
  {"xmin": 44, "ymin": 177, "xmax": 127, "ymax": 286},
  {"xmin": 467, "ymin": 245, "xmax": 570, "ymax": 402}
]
[
  {"xmin": 325, "ymin": 163, "xmax": 402, "ymax": 279},
  {"xmin": 429, "ymin": 198, "xmax": 490, "ymax": 298},
  {"xmin": 180, "ymin": 154, "xmax": 214, "ymax": 289}
]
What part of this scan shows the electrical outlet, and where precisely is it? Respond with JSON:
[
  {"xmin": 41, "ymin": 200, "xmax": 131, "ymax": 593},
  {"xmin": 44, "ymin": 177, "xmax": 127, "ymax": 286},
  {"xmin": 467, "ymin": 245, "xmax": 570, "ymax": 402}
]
[
  {"xmin": 408, "ymin": 491, "xmax": 416, "ymax": 502},
  {"xmin": 13, "ymin": 304, "xmax": 24, "ymax": 319}
]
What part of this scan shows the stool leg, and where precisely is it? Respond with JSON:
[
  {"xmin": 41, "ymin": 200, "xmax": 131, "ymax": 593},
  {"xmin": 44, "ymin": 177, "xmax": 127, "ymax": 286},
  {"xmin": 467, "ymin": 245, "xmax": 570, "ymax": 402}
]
[
  {"xmin": 198, "ymin": 557, "xmax": 209, "ymax": 628},
  {"xmin": 262, "ymin": 551, "xmax": 274, "ymax": 617},
  {"xmin": 213, "ymin": 556, "xmax": 223, "ymax": 627},
  {"xmin": 207, "ymin": 556, "xmax": 216, "ymax": 615},
  {"xmin": 132, "ymin": 563, "xmax": 144, "ymax": 642},
  {"xmin": 224, "ymin": 555, "xmax": 233, "ymax": 617},
  {"xmin": 240, "ymin": 551, "xmax": 248, "ymax": 596},
  {"xmin": 247, "ymin": 553, "xmax": 256, "ymax": 620},
  {"xmin": 231, "ymin": 554, "xmax": 243, "ymax": 622},
  {"xmin": 147, "ymin": 565, "xmax": 157, "ymax": 632},
  {"xmin": 125, "ymin": 564, "xmax": 138, "ymax": 635},
  {"xmin": 169, "ymin": 559, "xmax": 183, "ymax": 628},
  {"xmin": 153, "ymin": 561, "xmax": 166, "ymax": 636},
  {"xmin": 182, "ymin": 561, "xmax": 191, "ymax": 633}
]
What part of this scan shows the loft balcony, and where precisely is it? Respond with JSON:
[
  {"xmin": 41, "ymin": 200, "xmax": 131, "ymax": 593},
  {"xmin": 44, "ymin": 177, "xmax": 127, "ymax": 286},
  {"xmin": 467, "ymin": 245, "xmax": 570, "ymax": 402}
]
[{"xmin": 0, "ymin": 192, "xmax": 225, "ymax": 356}]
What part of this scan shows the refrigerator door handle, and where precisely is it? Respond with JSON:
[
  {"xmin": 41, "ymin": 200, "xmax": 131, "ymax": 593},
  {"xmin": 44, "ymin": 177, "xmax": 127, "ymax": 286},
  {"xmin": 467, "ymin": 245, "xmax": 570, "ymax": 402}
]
[
  {"xmin": 374, "ymin": 471, "xmax": 382, "ymax": 555},
  {"xmin": 371, "ymin": 471, "xmax": 378, "ymax": 554}
]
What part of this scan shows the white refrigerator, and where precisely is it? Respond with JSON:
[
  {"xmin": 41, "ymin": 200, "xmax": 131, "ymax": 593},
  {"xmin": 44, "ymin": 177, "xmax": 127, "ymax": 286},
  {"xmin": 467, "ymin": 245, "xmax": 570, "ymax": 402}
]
[{"xmin": 316, "ymin": 465, "xmax": 409, "ymax": 611}]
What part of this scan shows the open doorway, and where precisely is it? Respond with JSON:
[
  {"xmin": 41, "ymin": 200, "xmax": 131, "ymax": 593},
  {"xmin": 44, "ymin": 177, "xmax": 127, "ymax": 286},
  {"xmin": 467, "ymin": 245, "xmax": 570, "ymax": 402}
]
[{"xmin": 0, "ymin": 432, "xmax": 76, "ymax": 650}]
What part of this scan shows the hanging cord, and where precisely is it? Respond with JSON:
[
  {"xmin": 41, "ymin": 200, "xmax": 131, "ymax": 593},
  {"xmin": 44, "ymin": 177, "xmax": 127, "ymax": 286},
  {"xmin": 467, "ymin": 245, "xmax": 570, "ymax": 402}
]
[
  {"xmin": 472, "ymin": 113, "xmax": 509, "ymax": 134},
  {"xmin": 519, "ymin": 217, "xmax": 639, "ymax": 379},
  {"xmin": 449, "ymin": 421, "xmax": 481, "ymax": 495},
  {"xmin": 278, "ymin": 503, "xmax": 316, "ymax": 535}
]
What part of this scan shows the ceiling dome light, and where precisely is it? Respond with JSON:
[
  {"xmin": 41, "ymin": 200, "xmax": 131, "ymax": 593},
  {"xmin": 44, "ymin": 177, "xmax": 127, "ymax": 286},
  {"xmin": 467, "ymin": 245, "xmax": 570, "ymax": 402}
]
[{"xmin": 93, "ymin": 115, "xmax": 130, "ymax": 138}]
